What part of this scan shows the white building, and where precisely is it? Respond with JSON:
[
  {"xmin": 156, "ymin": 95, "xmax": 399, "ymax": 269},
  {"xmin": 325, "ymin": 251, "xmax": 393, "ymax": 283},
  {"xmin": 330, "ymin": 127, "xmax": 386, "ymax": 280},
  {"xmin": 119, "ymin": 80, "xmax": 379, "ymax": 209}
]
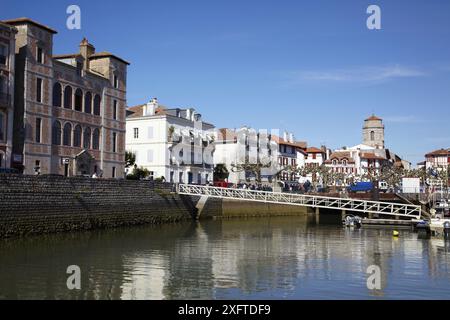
[
  {"xmin": 126, "ymin": 98, "xmax": 215, "ymax": 184},
  {"xmin": 214, "ymin": 127, "xmax": 279, "ymax": 185},
  {"xmin": 424, "ymin": 148, "xmax": 450, "ymax": 171},
  {"xmin": 273, "ymin": 132, "xmax": 307, "ymax": 185}
]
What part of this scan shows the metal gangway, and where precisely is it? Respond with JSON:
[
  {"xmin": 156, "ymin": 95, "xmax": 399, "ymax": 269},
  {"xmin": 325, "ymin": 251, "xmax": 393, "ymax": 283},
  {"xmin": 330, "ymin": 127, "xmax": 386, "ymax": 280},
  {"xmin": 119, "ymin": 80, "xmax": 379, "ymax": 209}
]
[{"xmin": 178, "ymin": 184, "xmax": 422, "ymax": 219}]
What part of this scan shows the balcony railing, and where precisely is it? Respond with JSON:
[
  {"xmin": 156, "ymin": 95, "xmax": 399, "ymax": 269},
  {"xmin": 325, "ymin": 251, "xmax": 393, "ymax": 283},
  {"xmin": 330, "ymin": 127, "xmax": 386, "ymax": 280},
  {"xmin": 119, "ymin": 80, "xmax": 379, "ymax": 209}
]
[{"xmin": 0, "ymin": 92, "xmax": 10, "ymax": 107}]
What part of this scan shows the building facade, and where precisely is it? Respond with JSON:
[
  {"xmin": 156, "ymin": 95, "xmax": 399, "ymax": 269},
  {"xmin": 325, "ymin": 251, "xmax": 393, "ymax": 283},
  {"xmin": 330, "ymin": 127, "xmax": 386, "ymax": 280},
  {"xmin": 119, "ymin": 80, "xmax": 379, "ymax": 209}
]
[
  {"xmin": 214, "ymin": 127, "xmax": 279, "ymax": 185},
  {"xmin": 126, "ymin": 98, "xmax": 215, "ymax": 184},
  {"xmin": 274, "ymin": 133, "xmax": 307, "ymax": 185},
  {"xmin": 0, "ymin": 22, "xmax": 16, "ymax": 169},
  {"xmin": 4, "ymin": 18, "xmax": 129, "ymax": 178},
  {"xmin": 424, "ymin": 148, "xmax": 450, "ymax": 171}
]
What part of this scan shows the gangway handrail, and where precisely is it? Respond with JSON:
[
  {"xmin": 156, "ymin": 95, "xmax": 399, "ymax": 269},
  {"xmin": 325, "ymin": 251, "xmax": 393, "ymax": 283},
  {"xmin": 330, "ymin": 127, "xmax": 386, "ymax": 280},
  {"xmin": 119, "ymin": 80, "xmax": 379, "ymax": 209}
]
[{"xmin": 177, "ymin": 184, "xmax": 422, "ymax": 219}]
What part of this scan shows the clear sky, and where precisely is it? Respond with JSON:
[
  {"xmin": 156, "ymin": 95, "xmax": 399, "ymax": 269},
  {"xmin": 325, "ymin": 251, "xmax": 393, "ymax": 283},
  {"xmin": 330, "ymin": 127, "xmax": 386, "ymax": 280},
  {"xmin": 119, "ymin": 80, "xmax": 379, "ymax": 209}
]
[{"xmin": 3, "ymin": 0, "xmax": 450, "ymax": 165}]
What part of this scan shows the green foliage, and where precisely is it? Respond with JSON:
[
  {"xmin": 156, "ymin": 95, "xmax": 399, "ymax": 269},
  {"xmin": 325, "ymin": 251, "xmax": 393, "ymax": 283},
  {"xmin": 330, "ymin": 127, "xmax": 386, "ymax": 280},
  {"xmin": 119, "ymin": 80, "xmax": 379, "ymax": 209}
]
[
  {"xmin": 126, "ymin": 166, "xmax": 150, "ymax": 180},
  {"xmin": 214, "ymin": 164, "xmax": 229, "ymax": 181},
  {"xmin": 125, "ymin": 151, "xmax": 136, "ymax": 169}
]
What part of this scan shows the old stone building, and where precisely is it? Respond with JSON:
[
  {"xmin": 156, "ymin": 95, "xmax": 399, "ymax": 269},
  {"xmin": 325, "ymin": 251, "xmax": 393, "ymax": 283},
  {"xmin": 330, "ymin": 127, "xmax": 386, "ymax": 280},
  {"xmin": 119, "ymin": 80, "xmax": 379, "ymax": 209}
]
[
  {"xmin": 0, "ymin": 21, "xmax": 16, "ymax": 169},
  {"xmin": 3, "ymin": 18, "xmax": 129, "ymax": 178},
  {"xmin": 363, "ymin": 114, "xmax": 385, "ymax": 149}
]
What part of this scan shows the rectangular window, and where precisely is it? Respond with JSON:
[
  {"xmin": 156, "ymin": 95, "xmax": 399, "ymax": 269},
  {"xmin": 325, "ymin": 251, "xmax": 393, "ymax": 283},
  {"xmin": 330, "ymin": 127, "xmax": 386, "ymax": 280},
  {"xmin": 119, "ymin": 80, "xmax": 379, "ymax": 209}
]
[
  {"xmin": 170, "ymin": 171, "xmax": 174, "ymax": 183},
  {"xmin": 0, "ymin": 44, "xmax": 7, "ymax": 65},
  {"xmin": 148, "ymin": 126, "xmax": 154, "ymax": 139},
  {"xmin": 133, "ymin": 128, "xmax": 139, "ymax": 139},
  {"xmin": 0, "ymin": 76, "xmax": 4, "ymax": 94},
  {"xmin": 147, "ymin": 150, "xmax": 154, "ymax": 163},
  {"xmin": 113, "ymin": 75, "xmax": 119, "ymax": 88},
  {"xmin": 312, "ymin": 153, "xmax": 317, "ymax": 160},
  {"xmin": 113, "ymin": 100, "xmax": 118, "ymax": 120},
  {"xmin": 112, "ymin": 167, "xmax": 116, "ymax": 178},
  {"xmin": 112, "ymin": 132, "xmax": 117, "ymax": 153},
  {"xmin": 76, "ymin": 62, "xmax": 83, "ymax": 76},
  {"xmin": 35, "ymin": 118, "xmax": 42, "ymax": 143},
  {"xmin": 36, "ymin": 78, "xmax": 43, "ymax": 103},
  {"xmin": 37, "ymin": 47, "xmax": 44, "ymax": 64},
  {"xmin": 35, "ymin": 160, "xmax": 41, "ymax": 175}
]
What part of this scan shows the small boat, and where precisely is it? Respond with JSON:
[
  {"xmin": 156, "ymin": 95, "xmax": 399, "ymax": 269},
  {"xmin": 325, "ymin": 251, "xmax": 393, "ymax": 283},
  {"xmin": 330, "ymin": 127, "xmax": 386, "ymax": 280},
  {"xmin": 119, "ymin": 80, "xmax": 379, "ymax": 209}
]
[
  {"xmin": 343, "ymin": 215, "xmax": 362, "ymax": 228},
  {"xmin": 423, "ymin": 218, "xmax": 450, "ymax": 239}
]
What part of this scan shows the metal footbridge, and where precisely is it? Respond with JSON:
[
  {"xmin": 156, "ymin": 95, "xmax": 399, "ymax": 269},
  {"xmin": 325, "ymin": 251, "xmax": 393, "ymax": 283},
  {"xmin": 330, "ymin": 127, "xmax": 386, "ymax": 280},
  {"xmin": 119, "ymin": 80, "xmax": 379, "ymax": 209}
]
[{"xmin": 178, "ymin": 184, "xmax": 422, "ymax": 219}]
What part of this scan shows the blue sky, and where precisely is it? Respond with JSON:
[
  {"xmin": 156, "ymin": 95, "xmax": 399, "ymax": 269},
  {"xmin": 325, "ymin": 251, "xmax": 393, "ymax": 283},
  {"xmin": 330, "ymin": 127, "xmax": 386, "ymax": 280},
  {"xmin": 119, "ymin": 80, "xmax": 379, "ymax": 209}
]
[{"xmin": 3, "ymin": 0, "xmax": 450, "ymax": 165}]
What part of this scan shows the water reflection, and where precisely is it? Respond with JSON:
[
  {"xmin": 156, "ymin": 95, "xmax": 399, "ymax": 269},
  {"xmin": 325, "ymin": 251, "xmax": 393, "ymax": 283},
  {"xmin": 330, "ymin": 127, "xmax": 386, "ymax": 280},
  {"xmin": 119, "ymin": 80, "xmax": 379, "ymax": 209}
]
[{"xmin": 1, "ymin": 216, "xmax": 450, "ymax": 300}]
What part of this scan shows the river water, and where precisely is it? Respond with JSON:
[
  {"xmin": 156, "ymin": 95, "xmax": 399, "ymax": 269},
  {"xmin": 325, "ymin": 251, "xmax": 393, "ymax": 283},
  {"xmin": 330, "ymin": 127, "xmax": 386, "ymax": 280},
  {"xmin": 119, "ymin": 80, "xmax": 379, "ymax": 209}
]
[{"xmin": 1, "ymin": 216, "xmax": 450, "ymax": 300}]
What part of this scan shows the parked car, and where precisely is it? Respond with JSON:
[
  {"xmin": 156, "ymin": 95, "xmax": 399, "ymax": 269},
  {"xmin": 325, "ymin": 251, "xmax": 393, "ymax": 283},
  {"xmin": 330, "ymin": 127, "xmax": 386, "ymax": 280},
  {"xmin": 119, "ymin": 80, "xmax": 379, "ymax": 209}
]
[{"xmin": 214, "ymin": 180, "xmax": 229, "ymax": 188}]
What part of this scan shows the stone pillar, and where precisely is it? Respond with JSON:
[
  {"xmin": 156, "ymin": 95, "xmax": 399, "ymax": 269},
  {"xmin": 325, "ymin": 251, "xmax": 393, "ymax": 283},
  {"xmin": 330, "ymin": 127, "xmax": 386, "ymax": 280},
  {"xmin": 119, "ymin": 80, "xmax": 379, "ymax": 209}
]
[{"xmin": 341, "ymin": 209, "xmax": 346, "ymax": 221}]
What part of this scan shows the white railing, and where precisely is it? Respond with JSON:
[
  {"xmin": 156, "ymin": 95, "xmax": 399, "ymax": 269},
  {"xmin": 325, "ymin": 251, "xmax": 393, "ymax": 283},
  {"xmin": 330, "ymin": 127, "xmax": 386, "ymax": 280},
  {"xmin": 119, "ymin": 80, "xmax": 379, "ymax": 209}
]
[{"xmin": 178, "ymin": 184, "xmax": 422, "ymax": 219}]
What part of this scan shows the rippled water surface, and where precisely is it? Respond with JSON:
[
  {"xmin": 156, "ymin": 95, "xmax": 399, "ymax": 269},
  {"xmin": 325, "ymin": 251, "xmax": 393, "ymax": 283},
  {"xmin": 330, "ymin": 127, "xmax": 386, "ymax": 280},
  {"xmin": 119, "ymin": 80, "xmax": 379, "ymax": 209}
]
[{"xmin": 1, "ymin": 216, "xmax": 450, "ymax": 300}]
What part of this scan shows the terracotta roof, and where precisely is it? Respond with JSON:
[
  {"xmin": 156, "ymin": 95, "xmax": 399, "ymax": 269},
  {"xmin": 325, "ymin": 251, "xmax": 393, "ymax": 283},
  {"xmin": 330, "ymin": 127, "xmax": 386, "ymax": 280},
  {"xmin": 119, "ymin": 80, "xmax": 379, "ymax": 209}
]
[
  {"xmin": 2, "ymin": 17, "xmax": 57, "ymax": 34},
  {"xmin": 425, "ymin": 148, "xmax": 450, "ymax": 157},
  {"xmin": 365, "ymin": 114, "xmax": 382, "ymax": 121},
  {"xmin": 89, "ymin": 52, "xmax": 130, "ymax": 65},
  {"xmin": 53, "ymin": 54, "xmax": 82, "ymax": 59},
  {"xmin": 360, "ymin": 152, "xmax": 386, "ymax": 160},
  {"xmin": 325, "ymin": 151, "xmax": 355, "ymax": 164},
  {"xmin": 306, "ymin": 147, "xmax": 325, "ymax": 154},
  {"xmin": 126, "ymin": 104, "xmax": 167, "ymax": 118},
  {"xmin": 0, "ymin": 21, "xmax": 18, "ymax": 32},
  {"xmin": 272, "ymin": 135, "xmax": 307, "ymax": 149}
]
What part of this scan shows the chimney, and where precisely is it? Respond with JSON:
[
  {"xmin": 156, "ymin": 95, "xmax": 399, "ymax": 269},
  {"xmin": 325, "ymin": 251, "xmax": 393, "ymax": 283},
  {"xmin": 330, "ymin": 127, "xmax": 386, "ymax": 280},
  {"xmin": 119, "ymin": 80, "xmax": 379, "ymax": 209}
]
[
  {"xmin": 144, "ymin": 97, "xmax": 158, "ymax": 116},
  {"xmin": 289, "ymin": 133, "xmax": 294, "ymax": 143},
  {"xmin": 283, "ymin": 131, "xmax": 288, "ymax": 142},
  {"xmin": 186, "ymin": 108, "xmax": 195, "ymax": 121},
  {"xmin": 79, "ymin": 38, "xmax": 95, "ymax": 70}
]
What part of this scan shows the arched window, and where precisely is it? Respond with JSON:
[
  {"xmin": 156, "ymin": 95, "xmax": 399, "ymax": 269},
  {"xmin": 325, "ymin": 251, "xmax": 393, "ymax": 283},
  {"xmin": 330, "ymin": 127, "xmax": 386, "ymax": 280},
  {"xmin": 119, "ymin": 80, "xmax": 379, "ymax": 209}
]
[
  {"xmin": 93, "ymin": 94, "xmax": 101, "ymax": 116},
  {"xmin": 370, "ymin": 131, "xmax": 375, "ymax": 141},
  {"xmin": 52, "ymin": 82, "xmax": 62, "ymax": 107},
  {"xmin": 52, "ymin": 121, "xmax": 62, "ymax": 145},
  {"xmin": 83, "ymin": 127, "xmax": 91, "ymax": 149},
  {"xmin": 73, "ymin": 125, "xmax": 82, "ymax": 147},
  {"xmin": 64, "ymin": 86, "xmax": 72, "ymax": 109},
  {"xmin": 342, "ymin": 159, "xmax": 347, "ymax": 166},
  {"xmin": 332, "ymin": 160, "xmax": 337, "ymax": 166},
  {"xmin": 74, "ymin": 88, "xmax": 83, "ymax": 112},
  {"xmin": 92, "ymin": 128, "xmax": 100, "ymax": 150},
  {"xmin": 63, "ymin": 123, "xmax": 72, "ymax": 146},
  {"xmin": 84, "ymin": 92, "xmax": 92, "ymax": 114}
]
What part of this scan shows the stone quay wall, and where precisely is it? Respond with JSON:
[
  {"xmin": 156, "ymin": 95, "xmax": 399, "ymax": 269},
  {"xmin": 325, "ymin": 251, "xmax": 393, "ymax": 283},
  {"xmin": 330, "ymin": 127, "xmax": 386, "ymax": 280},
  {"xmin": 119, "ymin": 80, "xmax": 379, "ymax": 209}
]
[{"xmin": 0, "ymin": 175, "xmax": 195, "ymax": 238}]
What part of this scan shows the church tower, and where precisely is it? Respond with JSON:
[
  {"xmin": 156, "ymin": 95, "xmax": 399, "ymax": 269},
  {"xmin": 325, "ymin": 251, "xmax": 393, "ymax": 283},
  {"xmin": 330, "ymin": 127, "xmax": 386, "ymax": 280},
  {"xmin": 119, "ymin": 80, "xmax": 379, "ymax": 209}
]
[{"xmin": 363, "ymin": 115, "xmax": 385, "ymax": 149}]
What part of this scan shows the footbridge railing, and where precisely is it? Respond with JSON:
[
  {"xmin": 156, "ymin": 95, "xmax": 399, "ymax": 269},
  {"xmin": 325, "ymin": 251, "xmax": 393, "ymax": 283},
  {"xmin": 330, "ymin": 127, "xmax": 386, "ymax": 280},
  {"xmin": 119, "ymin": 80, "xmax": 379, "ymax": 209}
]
[{"xmin": 177, "ymin": 184, "xmax": 422, "ymax": 219}]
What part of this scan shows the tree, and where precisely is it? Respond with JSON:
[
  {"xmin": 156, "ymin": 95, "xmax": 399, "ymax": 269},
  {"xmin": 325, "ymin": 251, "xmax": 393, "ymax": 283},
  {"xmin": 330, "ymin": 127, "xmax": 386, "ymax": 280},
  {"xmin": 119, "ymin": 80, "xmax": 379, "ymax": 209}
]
[
  {"xmin": 379, "ymin": 165, "xmax": 404, "ymax": 190},
  {"xmin": 168, "ymin": 126, "xmax": 175, "ymax": 142},
  {"xmin": 231, "ymin": 161, "xmax": 272, "ymax": 183},
  {"xmin": 126, "ymin": 166, "xmax": 150, "ymax": 180},
  {"xmin": 213, "ymin": 164, "xmax": 229, "ymax": 181},
  {"xmin": 125, "ymin": 151, "xmax": 136, "ymax": 169}
]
